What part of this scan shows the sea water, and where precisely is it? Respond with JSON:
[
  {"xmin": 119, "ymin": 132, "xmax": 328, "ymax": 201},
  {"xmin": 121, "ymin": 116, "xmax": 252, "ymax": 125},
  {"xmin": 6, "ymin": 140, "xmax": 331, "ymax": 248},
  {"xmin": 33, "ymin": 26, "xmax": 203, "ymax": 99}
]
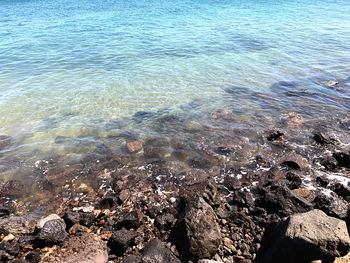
[{"xmin": 0, "ymin": 0, "xmax": 350, "ymax": 173}]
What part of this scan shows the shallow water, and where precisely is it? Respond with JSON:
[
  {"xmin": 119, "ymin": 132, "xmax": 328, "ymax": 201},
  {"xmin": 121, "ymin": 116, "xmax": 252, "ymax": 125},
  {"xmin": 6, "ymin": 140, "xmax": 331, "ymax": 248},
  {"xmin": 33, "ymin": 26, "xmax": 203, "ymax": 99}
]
[{"xmin": 0, "ymin": 0, "xmax": 350, "ymax": 184}]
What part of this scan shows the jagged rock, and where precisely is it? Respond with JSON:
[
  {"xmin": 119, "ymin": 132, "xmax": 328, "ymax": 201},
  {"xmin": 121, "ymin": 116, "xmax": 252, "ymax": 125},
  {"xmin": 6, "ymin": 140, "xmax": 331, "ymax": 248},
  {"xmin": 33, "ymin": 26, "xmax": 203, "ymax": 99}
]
[
  {"xmin": 285, "ymin": 172, "xmax": 302, "ymax": 190},
  {"xmin": 330, "ymin": 183, "xmax": 350, "ymax": 199},
  {"xmin": 0, "ymin": 210, "xmax": 47, "ymax": 235},
  {"xmin": 256, "ymin": 185, "xmax": 313, "ymax": 217},
  {"xmin": 316, "ymin": 176, "xmax": 329, "ymax": 187},
  {"xmin": 333, "ymin": 152, "xmax": 350, "ymax": 169},
  {"xmin": 38, "ymin": 219, "xmax": 67, "ymax": 244},
  {"xmin": 181, "ymin": 173, "xmax": 220, "ymax": 206},
  {"xmin": 320, "ymin": 156, "xmax": 338, "ymax": 171},
  {"xmin": 40, "ymin": 232, "xmax": 108, "ymax": 263},
  {"xmin": 64, "ymin": 211, "xmax": 95, "ymax": 228},
  {"xmin": 142, "ymin": 238, "xmax": 181, "ymax": 263},
  {"xmin": 116, "ymin": 211, "xmax": 142, "ymax": 230},
  {"xmin": 223, "ymin": 175, "xmax": 241, "ymax": 191},
  {"xmin": 314, "ymin": 132, "xmax": 338, "ymax": 145},
  {"xmin": 265, "ymin": 130, "xmax": 284, "ymax": 141},
  {"xmin": 155, "ymin": 213, "xmax": 175, "ymax": 231},
  {"xmin": 108, "ymin": 229, "xmax": 138, "ymax": 256},
  {"xmin": 172, "ymin": 196, "xmax": 221, "ymax": 260},
  {"xmin": 37, "ymin": 214, "xmax": 61, "ymax": 229},
  {"xmin": 0, "ymin": 206, "xmax": 14, "ymax": 218},
  {"xmin": 314, "ymin": 194, "xmax": 348, "ymax": 219},
  {"xmin": 259, "ymin": 210, "xmax": 350, "ymax": 263}
]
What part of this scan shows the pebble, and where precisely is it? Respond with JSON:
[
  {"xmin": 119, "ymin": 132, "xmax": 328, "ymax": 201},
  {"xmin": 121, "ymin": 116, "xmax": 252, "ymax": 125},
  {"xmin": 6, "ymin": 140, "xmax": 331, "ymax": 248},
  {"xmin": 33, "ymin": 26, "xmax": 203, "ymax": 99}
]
[
  {"xmin": 3, "ymin": 234, "xmax": 15, "ymax": 241},
  {"xmin": 169, "ymin": 197, "xmax": 176, "ymax": 203}
]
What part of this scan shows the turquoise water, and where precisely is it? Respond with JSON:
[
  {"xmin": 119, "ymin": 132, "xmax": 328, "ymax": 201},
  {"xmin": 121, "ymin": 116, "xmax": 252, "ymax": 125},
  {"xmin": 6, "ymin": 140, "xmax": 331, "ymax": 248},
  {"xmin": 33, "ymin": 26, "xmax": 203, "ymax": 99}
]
[{"xmin": 1, "ymin": 0, "xmax": 350, "ymax": 172}]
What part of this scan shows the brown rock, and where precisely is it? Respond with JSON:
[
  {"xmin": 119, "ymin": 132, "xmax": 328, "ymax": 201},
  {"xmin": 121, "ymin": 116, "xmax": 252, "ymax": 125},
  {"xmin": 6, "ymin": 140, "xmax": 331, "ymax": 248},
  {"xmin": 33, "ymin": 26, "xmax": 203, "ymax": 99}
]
[
  {"xmin": 280, "ymin": 152, "xmax": 309, "ymax": 170},
  {"xmin": 172, "ymin": 196, "xmax": 221, "ymax": 260},
  {"xmin": 40, "ymin": 232, "xmax": 108, "ymax": 263},
  {"xmin": 126, "ymin": 140, "xmax": 144, "ymax": 153},
  {"xmin": 260, "ymin": 209, "xmax": 350, "ymax": 263}
]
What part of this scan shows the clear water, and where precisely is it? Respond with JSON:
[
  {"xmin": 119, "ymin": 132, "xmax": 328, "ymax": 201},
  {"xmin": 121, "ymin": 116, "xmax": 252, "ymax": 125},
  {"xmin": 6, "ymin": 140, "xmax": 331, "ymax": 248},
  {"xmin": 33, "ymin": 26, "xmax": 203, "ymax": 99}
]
[{"xmin": 1, "ymin": 0, "xmax": 350, "ymax": 173}]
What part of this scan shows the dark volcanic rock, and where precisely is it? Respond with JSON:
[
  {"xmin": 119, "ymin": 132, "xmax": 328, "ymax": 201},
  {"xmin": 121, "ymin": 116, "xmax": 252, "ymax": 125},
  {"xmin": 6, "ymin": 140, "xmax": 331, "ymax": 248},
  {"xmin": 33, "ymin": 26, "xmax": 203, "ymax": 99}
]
[
  {"xmin": 265, "ymin": 130, "xmax": 284, "ymax": 141},
  {"xmin": 330, "ymin": 183, "xmax": 350, "ymax": 199},
  {"xmin": 38, "ymin": 219, "xmax": 68, "ymax": 244},
  {"xmin": 223, "ymin": 175, "xmax": 241, "ymax": 191},
  {"xmin": 285, "ymin": 172, "xmax": 302, "ymax": 190},
  {"xmin": 108, "ymin": 229, "xmax": 138, "ymax": 256},
  {"xmin": 320, "ymin": 156, "xmax": 338, "ymax": 171},
  {"xmin": 280, "ymin": 153, "xmax": 309, "ymax": 170},
  {"xmin": 215, "ymin": 146, "xmax": 234, "ymax": 155},
  {"xmin": 256, "ymin": 185, "xmax": 313, "ymax": 217},
  {"xmin": 314, "ymin": 194, "xmax": 349, "ymax": 219},
  {"xmin": 333, "ymin": 152, "xmax": 350, "ymax": 169},
  {"xmin": 259, "ymin": 209, "xmax": 350, "ymax": 263},
  {"xmin": 172, "ymin": 196, "xmax": 221, "ymax": 260},
  {"xmin": 0, "ymin": 206, "xmax": 14, "ymax": 218},
  {"xmin": 155, "ymin": 213, "xmax": 175, "ymax": 231},
  {"xmin": 313, "ymin": 132, "xmax": 338, "ymax": 145},
  {"xmin": 64, "ymin": 211, "xmax": 95, "ymax": 228},
  {"xmin": 116, "ymin": 211, "xmax": 142, "ymax": 230},
  {"xmin": 181, "ymin": 174, "xmax": 220, "ymax": 206},
  {"xmin": 316, "ymin": 176, "xmax": 329, "ymax": 187},
  {"xmin": 142, "ymin": 238, "xmax": 181, "ymax": 263}
]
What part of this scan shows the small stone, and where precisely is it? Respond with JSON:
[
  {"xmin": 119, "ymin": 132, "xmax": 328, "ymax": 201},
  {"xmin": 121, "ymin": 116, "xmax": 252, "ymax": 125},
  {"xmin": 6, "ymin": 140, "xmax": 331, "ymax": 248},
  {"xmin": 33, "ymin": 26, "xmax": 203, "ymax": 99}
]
[
  {"xmin": 2, "ymin": 234, "xmax": 15, "ymax": 242},
  {"xmin": 142, "ymin": 238, "xmax": 181, "ymax": 263},
  {"xmin": 108, "ymin": 229, "xmax": 138, "ymax": 256},
  {"xmin": 119, "ymin": 189, "xmax": 130, "ymax": 203},
  {"xmin": 169, "ymin": 197, "xmax": 176, "ymax": 203},
  {"xmin": 38, "ymin": 219, "xmax": 68, "ymax": 244},
  {"xmin": 126, "ymin": 140, "xmax": 144, "ymax": 153},
  {"xmin": 38, "ymin": 214, "xmax": 61, "ymax": 229}
]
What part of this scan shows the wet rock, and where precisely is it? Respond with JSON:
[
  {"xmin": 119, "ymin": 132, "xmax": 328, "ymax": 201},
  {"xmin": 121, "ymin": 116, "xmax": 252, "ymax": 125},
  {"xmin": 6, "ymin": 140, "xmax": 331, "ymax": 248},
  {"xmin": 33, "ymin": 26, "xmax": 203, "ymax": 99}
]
[
  {"xmin": 143, "ymin": 138, "xmax": 170, "ymax": 159},
  {"xmin": 133, "ymin": 111, "xmax": 157, "ymax": 122},
  {"xmin": 259, "ymin": 209, "xmax": 350, "ymax": 263},
  {"xmin": 0, "ymin": 206, "xmax": 14, "ymax": 218},
  {"xmin": 333, "ymin": 152, "xmax": 350, "ymax": 169},
  {"xmin": 314, "ymin": 132, "xmax": 338, "ymax": 145},
  {"xmin": 316, "ymin": 176, "xmax": 329, "ymax": 187},
  {"xmin": 215, "ymin": 146, "xmax": 234, "ymax": 155},
  {"xmin": 330, "ymin": 183, "xmax": 350, "ymax": 199},
  {"xmin": 126, "ymin": 140, "xmax": 144, "ymax": 153},
  {"xmin": 188, "ymin": 157, "xmax": 212, "ymax": 169},
  {"xmin": 3, "ymin": 239, "xmax": 20, "ymax": 255},
  {"xmin": 108, "ymin": 229, "xmax": 138, "ymax": 256},
  {"xmin": 172, "ymin": 196, "xmax": 221, "ymax": 260},
  {"xmin": 0, "ymin": 135, "xmax": 12, "ymax": 150},
  {"xmin": 40, "ymin": 232, "xmax": 108, "ymax": 263},
  {"xmin": 223, "ymin": 175, "xmax": 241, "ymax": 191},
  {"xmin": 256, "ymin": 185, "xmax": 313, "ymax": 217},
  {"xmin": 293, "ymin": 188, "xmax": 312, "ymax": 201},
  {"xmin": 285, "ymin": 172, "xmax": 302, "ymax": 190},
  {"xmin": 116, "ymin": 211, "xmax": 142, "ymax": 230},
  {"xmin": 142, "ymin": 238, "xmax": 181, "ymax": 263},
  {"xmin": 265, "ymin": 130, "xmax": 284, "ymax": 142},
  {"xmin": 320, "ymin": 156, "xmax": 338, "ymax": 171},
  {"xmin": 38, "ymin": 219, "xmax": 67, "ymax": 244},
  {"xmin": 280, "ymin": 153, "xmax": 309, "ymax": 170},
  {"xmin": 314, "ymin": 194, "xmax": 348, "ymax": 219},
  {"xmin": 0, "ymin": 210, "xmax": 46, "ymax": 235},
  {"xmin": 181, "ymin": 174, "xmax": 220, "ymax": 206},
  {"xmin": 283, "ymin": 112, "xmax": 304, "ymax": 126},
  {"xmin": 0, "ymin": 180, "xmax": 25, "ymax": 198},
  {"xmin": 155, "ymin": 213, "xmax": 175, "ymax": 231}
]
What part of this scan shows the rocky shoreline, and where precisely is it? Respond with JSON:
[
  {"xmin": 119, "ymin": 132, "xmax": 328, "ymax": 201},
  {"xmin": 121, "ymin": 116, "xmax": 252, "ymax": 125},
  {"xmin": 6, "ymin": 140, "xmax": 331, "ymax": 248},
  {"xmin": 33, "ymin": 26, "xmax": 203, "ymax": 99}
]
[
  {"xmin": 1, "ymin": 123, "xmax": 350, "ymax": 262},
  {"xmin": 0, "ymin": 77, "xmax": 350, "ymax": 262}
]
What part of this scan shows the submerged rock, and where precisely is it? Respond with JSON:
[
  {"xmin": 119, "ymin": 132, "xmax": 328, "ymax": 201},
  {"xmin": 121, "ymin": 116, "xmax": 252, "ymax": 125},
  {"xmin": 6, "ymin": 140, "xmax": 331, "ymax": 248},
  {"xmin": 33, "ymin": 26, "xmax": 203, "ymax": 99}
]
[
  {"xmin": 126, "ymin": 140, "xmax": 144, "ymax": 153},
  {"xmin": 313, "ymin": 132, "xmax": 338, "ymax": 145},
  {"xmin": 142, "ymin": 238, "xmax": 181, "ymax": 263},
  {"xmin": 0, "ymin": 135, "xmax": 12, "ymax": 150},
  {"xmin": 259, "ymin": 209, "xmax": 350, "ymax": 263},
  {"xmin": 172, "ymin": 196, "xmax": 221, "ymax": 260}
]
